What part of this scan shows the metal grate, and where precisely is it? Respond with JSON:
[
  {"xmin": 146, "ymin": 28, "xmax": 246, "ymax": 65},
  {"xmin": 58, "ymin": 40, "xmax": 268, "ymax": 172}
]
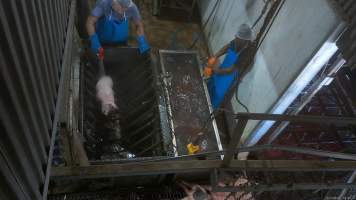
[
  {"xmin": 0, "ymin": 0, "xmax": 75, "ymax": 199},
  {"xmin": 80, "ymin": 47, "xmax": 169, "ymax": 160}
]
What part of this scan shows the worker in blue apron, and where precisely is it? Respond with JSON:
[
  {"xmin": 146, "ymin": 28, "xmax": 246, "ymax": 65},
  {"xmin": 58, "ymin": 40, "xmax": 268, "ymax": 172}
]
[
  {"xmin": 207, "ymin": 24, "xmax": 253, "ymax": 108},
  {"xmin": 86, "ymin": 0, "xmax": 149, "ymax": 54}
]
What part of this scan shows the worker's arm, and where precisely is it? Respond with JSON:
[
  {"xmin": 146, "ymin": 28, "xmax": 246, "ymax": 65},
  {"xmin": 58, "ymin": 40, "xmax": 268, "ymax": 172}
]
[
  {"xmin": 213, "ymin": 48, "xmax": 250, "ymax": 75},
  {"xmin": 134, "ymin": 21, "xmax": 145, "ymax": 36},
  {"xmin": 211, "ymin": 43, "xmax": 235, "ymax": 75},
  {"xmin": 207, "ymin": 43, "xmax": 231, "ymax": 74},
  {"xmin": 134, "ymin": 20, "xmax": 150, "ymax": 54},
  {"xmin": 86, "ymin": 16, "xmax": 98, "ymax": 36},
  {"xmin": 203, "ymin": 43, "xmax": 232, "ymax": 77},
  {"xmin": 213, "ymin": 43, "xmax": 230, "ymax": 58},
  {"xmin": 212, "ymin": 42, "xmax": 237, "ymax": 75},
  {"xmin": 86, "ymin": 16, "xmax": 101, "ymax": 54},
  {"xmin": 129, "ymin": 3, "xmax": 149, "ymax": 54},
  {"xmin": 212, "ymin": 64, "xmax": 236, "ymax": 75}
]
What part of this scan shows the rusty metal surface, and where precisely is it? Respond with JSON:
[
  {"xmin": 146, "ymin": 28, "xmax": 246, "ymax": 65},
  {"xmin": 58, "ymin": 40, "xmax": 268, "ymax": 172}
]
[{"xmin": 159, "ymin": 50, "xmax": 220, "ymax": 155}]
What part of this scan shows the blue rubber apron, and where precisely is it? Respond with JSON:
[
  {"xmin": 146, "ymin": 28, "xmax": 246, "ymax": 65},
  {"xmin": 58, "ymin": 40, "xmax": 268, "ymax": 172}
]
[
  {"xmin": 208, "ymin": 45, "xmax": 239, "ymax": 109},
  {"xmin": 96, "ymin": 10, "xmax": 129, "ymax": 44}
]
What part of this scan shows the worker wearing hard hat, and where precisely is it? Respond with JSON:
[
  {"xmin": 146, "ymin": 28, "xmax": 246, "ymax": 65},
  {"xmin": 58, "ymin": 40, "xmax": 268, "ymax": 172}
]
[
  {"xmin": 86, "ymin": 0, "xmax": 149, "ymax": 54},
  {"xmin": 205, "ymin": 24, "xmax": 254, "ymax": 108}
]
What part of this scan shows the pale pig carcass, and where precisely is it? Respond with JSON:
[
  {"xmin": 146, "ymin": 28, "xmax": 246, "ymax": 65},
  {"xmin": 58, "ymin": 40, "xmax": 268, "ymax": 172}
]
[{"xmin": 96, "ymin": 76, "xmax": 117, "ymax": 115}]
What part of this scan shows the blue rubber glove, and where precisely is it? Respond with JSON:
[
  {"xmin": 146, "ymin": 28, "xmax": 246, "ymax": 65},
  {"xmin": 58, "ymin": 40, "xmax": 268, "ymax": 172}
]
[
  {"xmin": 136, "ymin": 35, "xmax": 150, "ymax": 54},
  {"xmin": 90, "ymin": 33, "xmax": 101, "ymax": 54}
]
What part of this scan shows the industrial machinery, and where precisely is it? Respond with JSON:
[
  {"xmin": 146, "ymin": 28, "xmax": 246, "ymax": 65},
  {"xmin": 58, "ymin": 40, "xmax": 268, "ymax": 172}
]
[
  {"xmin": 81, "ymin": 48, "xmax": 168, "ymax": 160},
  {"xmin": 2, "ymin": 0, "xmax": 356, "ymax": 199},
  {"xmin": 79, "ymin": 47, "xmax": 221, "ymax": 161},
  {"xmin": 44, "ymin": 47, "xmax": 223, "ymax": 197}
]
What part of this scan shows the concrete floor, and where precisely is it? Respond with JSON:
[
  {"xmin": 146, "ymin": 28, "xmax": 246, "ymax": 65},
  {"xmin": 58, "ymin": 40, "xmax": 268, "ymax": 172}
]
[
  {"xmin": 85, "ymin": 0, "xmax": 208, "ymax": 55},
  {"xmin": 128, "ymin": 0, "xmax": 209, "ymax": 57}
]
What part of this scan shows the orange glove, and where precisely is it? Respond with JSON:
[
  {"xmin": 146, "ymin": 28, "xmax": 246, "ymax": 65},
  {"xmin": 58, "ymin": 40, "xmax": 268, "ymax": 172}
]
[
  {"xmin": 207, "ymin": 56, "xmax": 217, "ymax": 65},
  {"xmin": 204, "ymin": 66, "xmax": 213, "ymax": 77},
  {"xmin": 203, "ymin": 56, "xmax": 217, "ymax": 78}
]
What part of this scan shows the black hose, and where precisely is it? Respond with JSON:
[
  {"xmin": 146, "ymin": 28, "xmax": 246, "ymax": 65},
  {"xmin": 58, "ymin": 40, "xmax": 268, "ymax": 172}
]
[
  {"xmin": 235, "ymin": 79, "xmax": 250, "ymax": 113},
  {"xmin": 257, "ymin": 0, "xmax": 286, "ymax": 51},
  {"xmin": 251, "ymin": 0, "xmax": 271, "ymax": 29}
]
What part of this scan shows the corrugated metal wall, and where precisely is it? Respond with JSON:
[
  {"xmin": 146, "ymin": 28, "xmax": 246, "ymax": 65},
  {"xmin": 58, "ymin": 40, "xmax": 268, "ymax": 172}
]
[{"xmin": 0, "ymin": 0, "xmax": 74, "ymax": 199}]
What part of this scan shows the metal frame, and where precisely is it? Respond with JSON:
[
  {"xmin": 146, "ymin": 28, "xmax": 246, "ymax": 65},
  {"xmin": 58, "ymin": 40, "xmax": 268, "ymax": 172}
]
[
  {"xmin": 195, "ymin": 52, "xmax": 224, "ymax": 156},
  {"xmin": 267, "ymin": 55, "xmax": 346, "ymax": 144},
  {"xmin": 332, "ymin": 0, "xmax": 356, "ymax": 71},
  {"xmin": 337, "ymin": 171, "xmax": 356, "ymax": 199},
  {"xmin": 244, "ymin": 21, "xmax": 347, "ymax": 147},
  {"xmin": 42, "ymin": 0, "xmax": 76, "ymax": 199},
  {"xmin": 51, "ymin": 112, "xmax": 356, "ymax": 193},
  {"xmin": 222, "ymin": 113, "xmax": 356, "ymax": 167},
  {"xmin": 81, "ymin": 47, "xmax": 165, "ymax": 160},
  {"xmin": 215, "ymin": 112, "xmax": 356, "ymax": 193},
  {"xmin": 51, "ymin": 159, "xmax": 356, "ymax": 179},
  {"xmin": 159, "ymin": 50, "xmax": 179, "ymax": 156},
  {"xmin": 158, "ymin": 50, "xmax": 222, "ymax": 156}
]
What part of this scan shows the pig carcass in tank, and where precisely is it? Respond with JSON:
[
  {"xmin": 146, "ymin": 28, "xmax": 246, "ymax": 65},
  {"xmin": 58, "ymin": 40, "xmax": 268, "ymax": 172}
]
[{"xmin": 80, "ymin": 47, "xmax": 221, "ymax": 161}]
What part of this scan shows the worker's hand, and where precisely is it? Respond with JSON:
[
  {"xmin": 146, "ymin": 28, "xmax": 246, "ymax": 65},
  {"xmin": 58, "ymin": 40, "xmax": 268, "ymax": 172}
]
[
  {"xmin": 207, "ymin": 56, "xmax": 217, "ymax": 66},
  {"xmin": 90, "ymin": 33, "xmax": 101, "ymax": 54},
  {"xmin": 203, "ymin": 66, "xmax": 213, "ymax": 78},
  {"xmin": 136, "ymin": 35, "xmax": 150, "ymax": 54},
  {"xmin": 203, "ymin": 57, "xmax": 217, "ymax": 78}
]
